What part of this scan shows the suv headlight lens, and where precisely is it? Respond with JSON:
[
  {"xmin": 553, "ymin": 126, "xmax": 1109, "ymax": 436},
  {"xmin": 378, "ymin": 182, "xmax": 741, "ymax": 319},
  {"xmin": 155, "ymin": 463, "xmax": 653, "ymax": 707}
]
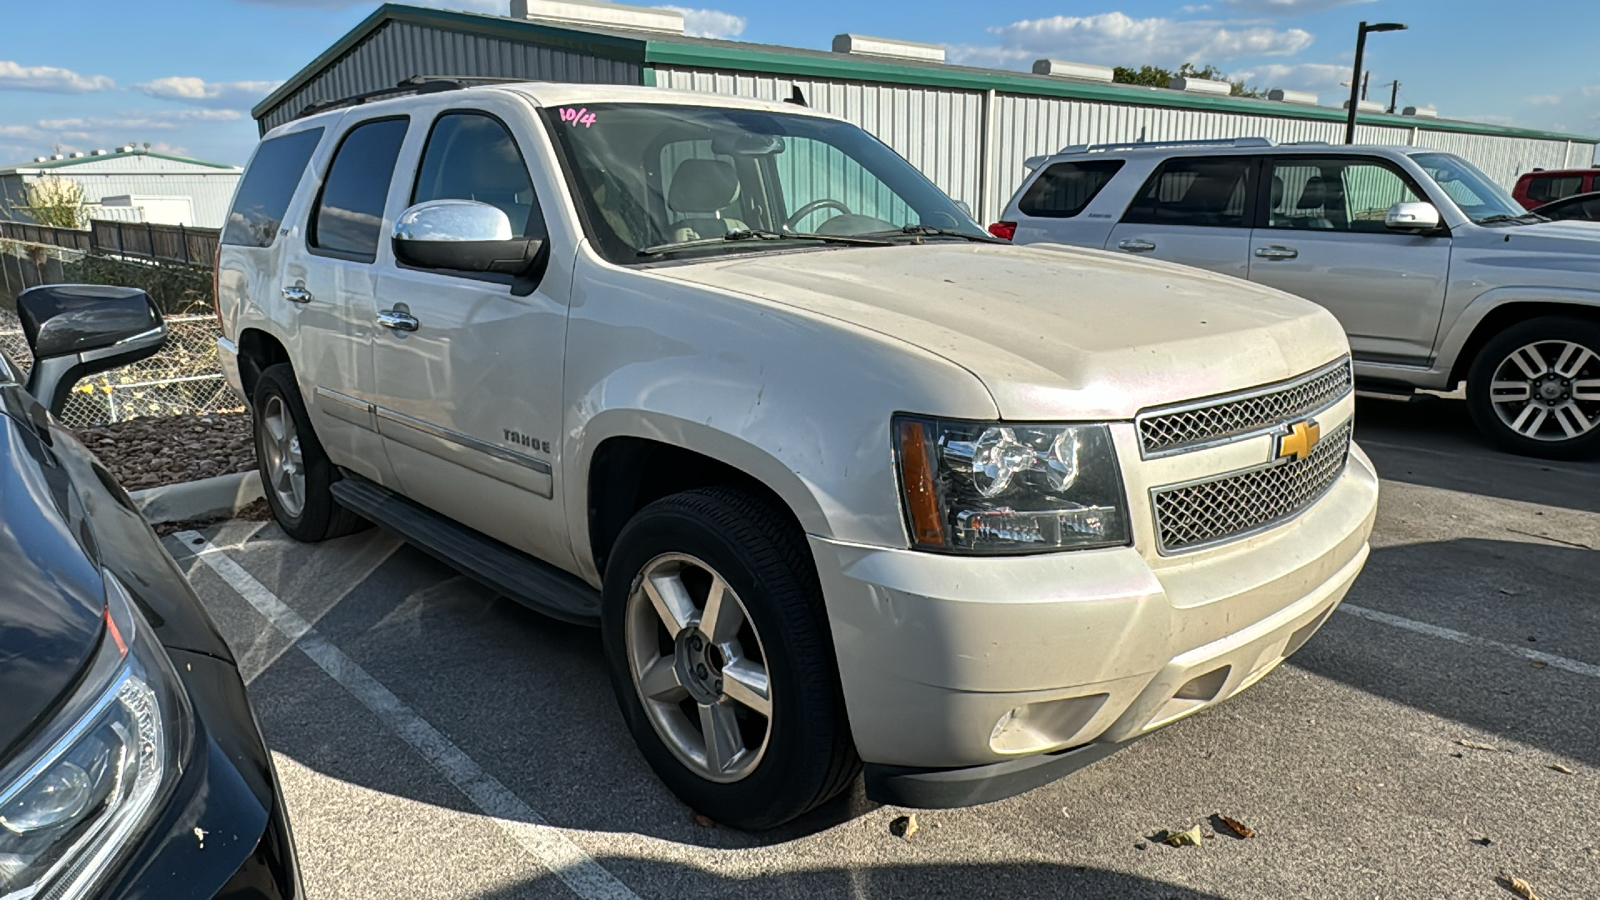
[
  {"xmin": 894, "ymin": 417, "xmax": 1131, "ymax": 554},
  {"xmin": 0, "ymin": 572, "xmax": 190, "ymax": 899}
]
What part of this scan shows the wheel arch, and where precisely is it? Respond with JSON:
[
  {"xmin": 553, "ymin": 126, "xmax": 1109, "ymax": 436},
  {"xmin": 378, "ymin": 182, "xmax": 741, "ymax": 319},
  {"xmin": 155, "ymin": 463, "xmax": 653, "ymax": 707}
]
[
  {"xmin": 1445, "ymin": 292, "xmax": 1600, "ymax": 385},
  {"xmin": 234, "ymin": 327, "xmax": 292, "ymax": 404}
]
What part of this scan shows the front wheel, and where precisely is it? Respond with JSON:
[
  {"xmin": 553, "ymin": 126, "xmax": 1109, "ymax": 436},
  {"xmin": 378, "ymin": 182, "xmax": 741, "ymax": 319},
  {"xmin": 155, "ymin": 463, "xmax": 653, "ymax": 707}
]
[
  {"xmin": 1466, "ymin": 317, "xmax": 1600, "ymax": 460},
  {"xmin": 601, "ymin": 487, "xmax": 858, "ymax": 830}
]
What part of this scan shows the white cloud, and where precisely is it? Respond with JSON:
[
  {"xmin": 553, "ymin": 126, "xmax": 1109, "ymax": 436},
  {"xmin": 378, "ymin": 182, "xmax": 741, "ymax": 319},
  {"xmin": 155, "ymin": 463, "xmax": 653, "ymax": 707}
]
[
  {"xmin": 1181, "ymin": 4, "xmax": 1213, "ymax": 11},
  {"xmin": 1582, "ymin": 85, "xmax": 1600, "ymax": 97},
  {"xmin": 134, "ymin": 76, "xmax": 283, "ymax": 110},
  {"xmin": 1231, "ymin": 61, "xmax": 1349, "ymax": 93},
  {"xmin": 1221, "ymin": 0, "xmax": 1374, "ymax": 11},
  {"xmin": 1525, "ymin": 94, "xmax": 1563, "ymax": 106},
  {"xmin": 0, "ymin": 60, "xmax": 115, "ymax": 93},
  {"xmin": 950, "ymin": 12, "xmax": 1313, "ymax": 70},
  {"xmin": 658, "ymin": 6, "xmax": 746, "ymax": 39}
]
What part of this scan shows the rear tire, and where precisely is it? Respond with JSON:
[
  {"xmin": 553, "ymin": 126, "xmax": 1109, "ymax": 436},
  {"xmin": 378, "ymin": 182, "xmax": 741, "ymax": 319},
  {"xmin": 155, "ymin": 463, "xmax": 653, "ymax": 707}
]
[
  {"xmin": 1466, "ymin": 316, "xmax": 1600, "ymax": 460},
  {"xmin": 601, "ymin": 487, "xmax": 858, "ymax": 830},
  {"xmin": 252, "ymin": 363, "xmax": 368, "ymax": 541}
]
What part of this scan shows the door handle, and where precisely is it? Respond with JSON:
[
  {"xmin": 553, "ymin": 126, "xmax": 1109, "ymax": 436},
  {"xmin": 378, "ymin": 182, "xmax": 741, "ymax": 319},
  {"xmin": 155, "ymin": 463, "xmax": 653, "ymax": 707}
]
[
  {"xmin": 1254, "ymin": 246, "xmax": 1299, "ymax": 260},
  {"xmin": 282, "ymin": 284, "xmax": 314, "ymax": 304},
  {"xmin": 376, "ymin": 309, "xmax": 420, "ymax": 332},
  {"xmin": 1117, "ymin": 239, "xmax": 1157, "ymax": 253}
]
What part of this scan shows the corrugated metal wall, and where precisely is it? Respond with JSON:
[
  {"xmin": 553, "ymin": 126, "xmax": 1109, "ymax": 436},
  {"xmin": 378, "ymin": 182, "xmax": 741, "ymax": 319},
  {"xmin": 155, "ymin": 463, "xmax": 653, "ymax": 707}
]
[
  {"xmin": 257, "ymin": 20, "xmax": 642, "ymax": 132},
  {"xmin": 654, "ymin": 67, "xmax": 986, "ymax": 216},
  {"xmin": 0, "ymin": 172, "xmax": 238, "ymax": 228}
]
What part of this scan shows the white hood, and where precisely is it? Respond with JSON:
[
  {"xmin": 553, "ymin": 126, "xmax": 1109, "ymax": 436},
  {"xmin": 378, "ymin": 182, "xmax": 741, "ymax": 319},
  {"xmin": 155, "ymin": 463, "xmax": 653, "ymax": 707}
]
[{"xmin": 653, "ymin": 242, "xmax": 1351, "ymax": 420}]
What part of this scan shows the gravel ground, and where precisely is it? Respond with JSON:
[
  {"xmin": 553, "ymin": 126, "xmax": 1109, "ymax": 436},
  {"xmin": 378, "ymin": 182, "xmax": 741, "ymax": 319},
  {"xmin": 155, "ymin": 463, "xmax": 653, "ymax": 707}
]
[{"xmin": 77, "ymin": 410, "xmax": 255, "ymax": 490}]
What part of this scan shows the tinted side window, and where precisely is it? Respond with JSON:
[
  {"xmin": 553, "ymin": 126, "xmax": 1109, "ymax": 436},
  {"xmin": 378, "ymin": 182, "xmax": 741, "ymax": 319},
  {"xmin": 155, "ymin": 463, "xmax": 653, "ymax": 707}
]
[
  {"xmin": 222, "ymin": 128, "xmax": 323, "ymax": 248},
  {"xmin": 311, "ymin": 117, "xmax": 409, "ymax": 260},
  {"xmin": 1018, "ymin": 160, "xmax": 1124, "ymax": 219},
  {"xmin": 1267, "ymin": 158, "xmax": 1423, "ymax": 233},
  {"xmin": 413, "ymin": 113, "xmax": 544, "ymax": 240},
  {"xmin": 1527, "ymin": 175, "xmax": 1581, "ymax": 202},
  {"xmin": 1122, "ymin": 157, "xmax": 1251, "ymax": 228}
]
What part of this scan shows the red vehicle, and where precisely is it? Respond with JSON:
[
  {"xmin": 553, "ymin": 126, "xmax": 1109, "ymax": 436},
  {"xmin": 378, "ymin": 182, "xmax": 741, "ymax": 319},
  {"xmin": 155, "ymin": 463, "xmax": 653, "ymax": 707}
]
[{"xmin": 1512, "ymin": 167, "xmax": 1600, "ymax": 209}]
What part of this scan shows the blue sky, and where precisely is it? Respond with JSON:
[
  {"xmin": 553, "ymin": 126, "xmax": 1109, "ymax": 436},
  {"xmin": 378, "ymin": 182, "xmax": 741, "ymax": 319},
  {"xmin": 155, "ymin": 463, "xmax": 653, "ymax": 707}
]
[{"xmin": 2, "ymin": 0, "xmax": 1597, "ymax": 167}]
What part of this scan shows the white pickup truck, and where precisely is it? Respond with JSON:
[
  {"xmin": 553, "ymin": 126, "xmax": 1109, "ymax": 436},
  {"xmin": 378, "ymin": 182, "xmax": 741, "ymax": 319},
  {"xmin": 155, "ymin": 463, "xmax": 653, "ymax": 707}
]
[{"xmin": 216, "ymin": 80, "xmax": 1378, "ymax": 829}]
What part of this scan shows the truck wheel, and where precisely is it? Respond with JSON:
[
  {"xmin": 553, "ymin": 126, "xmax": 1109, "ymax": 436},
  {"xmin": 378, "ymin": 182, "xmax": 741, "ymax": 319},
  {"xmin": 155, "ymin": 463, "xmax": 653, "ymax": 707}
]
[
  {"xmin": 601, "ymin": 487, "xmax": 858, "ymax": 830},
  {"xmin": 252, "ymin": 364, "xmax": 367, "ymax": 541},
  {"xmin": 1467, "ymin": 317, "xmax": 1600, "ymax": 460}
]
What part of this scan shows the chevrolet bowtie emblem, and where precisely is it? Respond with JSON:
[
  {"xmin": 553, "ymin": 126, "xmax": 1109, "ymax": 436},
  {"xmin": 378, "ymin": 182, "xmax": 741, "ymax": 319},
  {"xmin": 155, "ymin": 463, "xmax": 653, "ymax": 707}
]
[{"xmin": 1275, "ymin": 418, "xmax": 1321, "ymax": 463}]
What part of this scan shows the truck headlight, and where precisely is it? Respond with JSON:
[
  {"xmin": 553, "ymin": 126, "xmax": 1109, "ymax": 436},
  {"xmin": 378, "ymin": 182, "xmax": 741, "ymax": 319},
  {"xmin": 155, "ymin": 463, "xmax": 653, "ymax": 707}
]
[
  {"xmin": 0, "ymin": 572, "xmax": 191, "ymax": 900},
  {"xmin": 894, "ymin": 417, "xmax": 1131, "ymax": 554}
]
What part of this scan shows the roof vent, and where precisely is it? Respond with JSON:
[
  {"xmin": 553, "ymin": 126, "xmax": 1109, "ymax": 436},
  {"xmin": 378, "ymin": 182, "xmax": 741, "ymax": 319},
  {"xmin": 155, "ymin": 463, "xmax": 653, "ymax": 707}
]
[
  {"xmin": 1402, "ymin": 105, "xmax": 1438, "ymax": 118},
  {"xmin": 1170, "ymin": 76, "xmax": 1231, "ymax": 96},
  {"xmin": 509, "ymin": 0, "xmax": 684, "ymax": 34},
  {"xmin": 33, "ymin": 156, "xmax": 48, "ymax": 163},
  {"xmin": 1031, "ymin": 59, "xmax": 1113, "ymax": 83},
  {"xmin": 50, "ymin": 153, "xmax": 64, "ymax": 160},
  {"xmin": 1343, "ymin": 99, "xmax": 1385, "ymax": 113},
  {"xmin": 90, "ymin": 149, "xmax": 106, "ymax": 156},
  {"xmin": 1268, "ymin": 88, "xmax": 1318, "ymax": 105},
  {"xmin": 68, "ymin": 151, "xmax": 85, "ymax": 158},
  {"xmin": 831, "ymin": 33, "xmax": 945, "ymax": 63},
  {"xmin": 117, "ymin": 144, "xmax": 135, "ymax": 152}
]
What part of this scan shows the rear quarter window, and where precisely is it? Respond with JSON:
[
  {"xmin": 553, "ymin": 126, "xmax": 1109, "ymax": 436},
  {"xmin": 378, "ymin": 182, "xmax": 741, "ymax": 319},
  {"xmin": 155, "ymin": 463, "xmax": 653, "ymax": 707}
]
[
  {"xmin": 1526, "ymin": 175, "xmax": 1582, "ymax": 203},
  {"xmin": 222, "ymin": 128, "xmax": 324, "ymax": 248},
  {"xmin": 1017, "ymin": 160, "xmax": 1124, "ymax": 218}
]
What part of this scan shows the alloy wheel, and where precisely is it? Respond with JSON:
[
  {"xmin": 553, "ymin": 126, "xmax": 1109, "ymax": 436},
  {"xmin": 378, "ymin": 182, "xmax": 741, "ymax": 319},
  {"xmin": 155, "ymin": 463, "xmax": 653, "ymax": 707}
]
[
  {"xmin": 260, "ymin": 395, "xmax": 307, "ymax": 518},
  {"xmin": 624, "ymin": 553, "xmax": 772, "ymax": 783},
  {"xmin": 1488, "ymin": 339, "xmax": 1600, "ymax": 442}
]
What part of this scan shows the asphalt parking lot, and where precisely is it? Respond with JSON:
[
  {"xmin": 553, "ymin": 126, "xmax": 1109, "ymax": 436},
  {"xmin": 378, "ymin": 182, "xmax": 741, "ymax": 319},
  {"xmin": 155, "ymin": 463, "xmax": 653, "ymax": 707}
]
[{"xmin": 167, "ymin": 394, "xmax": 1600, "ymax": 900}]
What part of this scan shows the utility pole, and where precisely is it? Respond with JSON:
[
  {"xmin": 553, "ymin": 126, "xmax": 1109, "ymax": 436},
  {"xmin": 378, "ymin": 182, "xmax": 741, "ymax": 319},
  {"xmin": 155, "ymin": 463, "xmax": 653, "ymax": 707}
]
[
  {"xmin": 1361, "ymin": 71, "xmax": 1371, "ymax": 101},
  {"xmin": 1386, "ymin": 80, "xmax": 1401, "ymax": 114}
]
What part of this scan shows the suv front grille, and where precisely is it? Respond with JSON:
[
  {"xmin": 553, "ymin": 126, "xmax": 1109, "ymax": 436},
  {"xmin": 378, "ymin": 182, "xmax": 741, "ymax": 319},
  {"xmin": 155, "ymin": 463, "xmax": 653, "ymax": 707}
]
[
  {"xmin": 1137, "ymin": 359, "xmax": 1353, "ymax": 457},
  {"xmin": 1152, "ymin": 421, "xmax": 1353, "ymax": 554}
]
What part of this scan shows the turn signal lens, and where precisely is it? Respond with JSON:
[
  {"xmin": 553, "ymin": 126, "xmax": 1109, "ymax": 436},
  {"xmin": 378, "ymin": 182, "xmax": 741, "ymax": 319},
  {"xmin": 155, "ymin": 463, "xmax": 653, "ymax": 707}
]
[{"xmin": 896, "ymin": 419, "xmax": 946, "ymax": 547}]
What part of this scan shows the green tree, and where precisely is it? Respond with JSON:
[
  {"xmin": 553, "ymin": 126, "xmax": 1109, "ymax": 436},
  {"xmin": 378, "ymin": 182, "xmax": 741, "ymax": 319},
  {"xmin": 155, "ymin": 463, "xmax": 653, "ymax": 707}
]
[
  {"xmin": 17, "ymin": 175, "xmax": 88, "ymax": 229},
  {"xmin": 1113, "ymin": 62, "xmax": 1266, "ymax": 98}
]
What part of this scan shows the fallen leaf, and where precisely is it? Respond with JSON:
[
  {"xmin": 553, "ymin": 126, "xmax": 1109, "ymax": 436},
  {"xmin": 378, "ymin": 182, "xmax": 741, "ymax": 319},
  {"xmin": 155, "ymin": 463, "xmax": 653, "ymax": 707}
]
[
  {"xmin": 1162, "ymin": 825, "xmax": 1204, "ymax": 847},
  {"xmin": 691, "ymin": 813, "xmax": 716, "ymax": 828},
  {"xmin": 1549, "ymin": 764, "xmax": 1575, "ymax": 775},
  {"xmin": 1498, "ymin": 588, "xmax": 1520, "ymax": 596},
  {"xmin": 1458, "ymin": 739, "xmax": 1505, "ymax": 752},
  {"xmin": 1498, "ymin": 870, "xmax": 1539, "ymax": 900},
  {"xmin": 1531, "ymin": 661, "xmax": 1549, "ymax": 669},
  {"xmin": 1471, "ymin": 837, "xmax": 1494, "ymax": 846},
  {"xmin": 890, "ymin": 814, "xmax": 919, "ymax": 839},
  {"xmin": 1217, "ymin": 814, "xmax": 1256, "ymax": 839}
]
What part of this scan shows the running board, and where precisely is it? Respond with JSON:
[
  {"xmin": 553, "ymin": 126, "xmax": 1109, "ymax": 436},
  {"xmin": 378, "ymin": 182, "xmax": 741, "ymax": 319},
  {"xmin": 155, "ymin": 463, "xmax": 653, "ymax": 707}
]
[
  {"xmin": 1354, "ymin": 381, "xmax": 1417, "ymax": 402},
  {"xmin": 330, "ymin": 474, "xmax": 601, "ymax": 626}
]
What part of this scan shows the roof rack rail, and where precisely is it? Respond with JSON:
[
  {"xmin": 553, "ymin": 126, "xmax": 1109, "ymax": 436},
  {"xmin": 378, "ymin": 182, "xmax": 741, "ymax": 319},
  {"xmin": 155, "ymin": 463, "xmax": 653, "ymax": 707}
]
[
  {"xmin": 295, "ymin": 76, "xmax": 521, "ymax": 120},
  {"xmin": 1053, "ymin": 136, "xmax": 1276, "ymax": 155}
]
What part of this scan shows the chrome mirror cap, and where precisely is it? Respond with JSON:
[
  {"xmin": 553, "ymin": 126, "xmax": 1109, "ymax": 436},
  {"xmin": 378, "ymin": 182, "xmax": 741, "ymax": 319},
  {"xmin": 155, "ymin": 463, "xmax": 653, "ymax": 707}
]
[
  {"xmin": 1386, "ymin": 201, "xmax": 1440, "ymax": 231},
  {"xmin": 393, "ymin": 199, "xmax": 514, "ymax": 243}
]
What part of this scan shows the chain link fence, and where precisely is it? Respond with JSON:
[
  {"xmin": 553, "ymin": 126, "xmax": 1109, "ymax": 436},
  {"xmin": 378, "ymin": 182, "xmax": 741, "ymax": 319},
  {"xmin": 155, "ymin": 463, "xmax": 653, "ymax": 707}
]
[{"xmin": 0, "ymin": 313, "xmax": 241, "ymax": 428}]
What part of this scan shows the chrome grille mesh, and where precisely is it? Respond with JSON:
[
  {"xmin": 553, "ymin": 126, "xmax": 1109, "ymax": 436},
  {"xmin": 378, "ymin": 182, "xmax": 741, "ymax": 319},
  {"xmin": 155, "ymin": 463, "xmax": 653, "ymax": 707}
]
[
  {"xmin": 1137, "ymin": 360, "xmax": 1353, "ymax": 456},
  {"xmin": 1152, "ymin": 421, "xmax": 1353, "ymax": 553}
]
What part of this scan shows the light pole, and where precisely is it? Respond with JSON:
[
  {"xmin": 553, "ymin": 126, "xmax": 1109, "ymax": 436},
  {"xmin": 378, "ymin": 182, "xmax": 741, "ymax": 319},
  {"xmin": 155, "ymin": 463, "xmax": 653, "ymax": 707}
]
[{"xmin": 1345, "ymin": 21, "xmax": 1407, "ymax": 144}]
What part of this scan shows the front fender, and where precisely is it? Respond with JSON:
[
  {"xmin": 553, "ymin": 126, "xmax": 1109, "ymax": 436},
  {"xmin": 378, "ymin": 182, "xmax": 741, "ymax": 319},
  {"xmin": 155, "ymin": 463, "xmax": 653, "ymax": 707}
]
[{"xmin": 1438, "ymin": 286, "xmax": 1600, "ymax": 378}]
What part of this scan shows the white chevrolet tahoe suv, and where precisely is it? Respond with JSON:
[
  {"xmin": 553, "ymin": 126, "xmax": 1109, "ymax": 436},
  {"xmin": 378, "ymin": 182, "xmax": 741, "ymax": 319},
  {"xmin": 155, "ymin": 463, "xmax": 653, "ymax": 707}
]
[
  {"xmin": 996, "ymin": 138, "xmax": 1600, "ymax": 459},
  {"xmin": 215, "ymin": 81, "xmax": 1379, "ymax": 829}
]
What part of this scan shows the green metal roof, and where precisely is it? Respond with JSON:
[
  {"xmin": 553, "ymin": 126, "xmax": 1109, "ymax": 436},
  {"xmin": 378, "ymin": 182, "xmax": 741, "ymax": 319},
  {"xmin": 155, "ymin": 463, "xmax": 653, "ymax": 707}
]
[
  {"xmin": 0, "ymin": 148, "xmax": 238, "ymax": 175},
  {"xmin": 254, "ymin": 4, "xmax": 1598, "ymax": 145}
]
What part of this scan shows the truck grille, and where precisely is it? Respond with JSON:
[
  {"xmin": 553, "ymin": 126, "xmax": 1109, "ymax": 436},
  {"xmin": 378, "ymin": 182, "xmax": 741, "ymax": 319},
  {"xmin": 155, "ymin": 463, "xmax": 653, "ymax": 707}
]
[
  {"xmin": 1152, "ymin": 421, "xmax": 1353, "ymax": 554},
  {"xmin": 1137, "ymin": 358, "xmax": 1352, "ymax": 457}
]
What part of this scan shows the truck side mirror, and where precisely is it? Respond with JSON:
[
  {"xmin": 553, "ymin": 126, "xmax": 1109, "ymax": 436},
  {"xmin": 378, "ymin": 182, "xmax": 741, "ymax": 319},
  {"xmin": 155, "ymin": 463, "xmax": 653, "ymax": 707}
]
[
  {"xmin": 17, "ymin": 284, "xmax": 166, "ymax": 416},
  {"xmin": 392, "ymin": 199, "xmax": 543, "ymax": 275},
  {"xmin": 1385, "ymin": 201, "xmax": 1441, "ymax": 232}
]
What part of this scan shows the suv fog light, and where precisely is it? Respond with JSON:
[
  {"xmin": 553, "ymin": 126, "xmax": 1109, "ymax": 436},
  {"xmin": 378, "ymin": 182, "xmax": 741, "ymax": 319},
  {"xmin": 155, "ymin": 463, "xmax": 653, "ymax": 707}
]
[{"xmin": 989, "ymin": 694, "xmax": 1109, "ymax": 754}]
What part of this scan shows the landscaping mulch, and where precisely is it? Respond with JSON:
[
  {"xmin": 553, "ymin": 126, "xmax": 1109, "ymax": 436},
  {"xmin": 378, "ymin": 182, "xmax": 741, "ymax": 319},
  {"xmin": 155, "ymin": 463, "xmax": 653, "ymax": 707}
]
[{"xmin": 76, "ymin": 410, "xmax": 256, "ymax": 492}]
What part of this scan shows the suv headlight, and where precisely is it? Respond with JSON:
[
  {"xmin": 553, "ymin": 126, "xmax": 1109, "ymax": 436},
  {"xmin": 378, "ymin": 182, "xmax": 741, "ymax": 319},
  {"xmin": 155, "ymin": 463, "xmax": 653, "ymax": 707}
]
[
  {"xmin": 0, "ymin": 572, "xmax": 191, "ymax": 899},
  {"xmin": 894, "ymin": 417, "xmax": 1131, "ymax": 554}
]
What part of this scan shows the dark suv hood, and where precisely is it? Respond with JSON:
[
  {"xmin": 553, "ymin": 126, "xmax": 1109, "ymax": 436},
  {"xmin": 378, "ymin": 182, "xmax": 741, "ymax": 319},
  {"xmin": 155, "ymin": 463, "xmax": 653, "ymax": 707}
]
[{"xmin": 0, "ymin": 399, "xmax": 105, "ymax": 760}]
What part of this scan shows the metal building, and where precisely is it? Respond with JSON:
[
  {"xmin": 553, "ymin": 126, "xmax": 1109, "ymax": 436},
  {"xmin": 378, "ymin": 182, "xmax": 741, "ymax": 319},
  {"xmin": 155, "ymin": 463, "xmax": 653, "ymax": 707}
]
[
  {"xmin": 252, "ymin": 2, "xmax": 1598, "ymax": 224},
  {"xmin": 0, "ymin": 148, "xmax": 243, "ymax": 228}
]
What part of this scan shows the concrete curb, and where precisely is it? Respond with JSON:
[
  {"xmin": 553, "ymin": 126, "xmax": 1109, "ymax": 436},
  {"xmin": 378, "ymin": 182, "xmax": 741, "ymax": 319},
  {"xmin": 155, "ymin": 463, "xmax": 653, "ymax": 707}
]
[{"xmin": 130, "ymin": 470, "xmax": 264, "ymax": 525}]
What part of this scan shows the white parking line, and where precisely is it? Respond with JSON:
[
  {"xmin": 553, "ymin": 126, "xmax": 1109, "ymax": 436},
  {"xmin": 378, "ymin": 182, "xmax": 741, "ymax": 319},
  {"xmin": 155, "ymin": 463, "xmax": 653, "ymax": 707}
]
[
  {"xmin": 177, "ymin": 532, "xmax": 641, "ymax": 900},
  {"xmin": 1340, "ymin": 603, "xmax": 1600, "ymax": 679}
]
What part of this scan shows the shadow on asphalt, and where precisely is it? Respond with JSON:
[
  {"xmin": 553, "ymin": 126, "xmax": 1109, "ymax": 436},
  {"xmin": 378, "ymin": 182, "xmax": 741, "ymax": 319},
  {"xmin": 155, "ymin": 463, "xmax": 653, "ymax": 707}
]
[
  {"xmin": 461, "ymin": 860, "xmax": 1226, "ymax": 900},
  {"xmin": 1354, "ymin": 396, "xmax": 1600, "ymax": 515}
]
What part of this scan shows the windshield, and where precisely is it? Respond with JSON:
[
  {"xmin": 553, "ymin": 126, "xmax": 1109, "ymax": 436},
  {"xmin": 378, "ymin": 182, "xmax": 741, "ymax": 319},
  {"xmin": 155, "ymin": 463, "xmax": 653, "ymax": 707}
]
[
  {"xmin": 540, "ymin": 103, "xmax": 986, "ymax": 263},
  {"xmin": 1410, "ymin": 152, "xmax": 1525, "ymax": 224}
]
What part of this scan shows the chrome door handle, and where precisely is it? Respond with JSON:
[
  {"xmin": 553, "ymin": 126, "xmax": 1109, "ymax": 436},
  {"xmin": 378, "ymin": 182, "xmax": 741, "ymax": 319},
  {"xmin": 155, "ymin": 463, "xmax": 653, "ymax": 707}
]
[
  {"xmin": 1254, "ymin": 246, "xmax": 1299, "ymax": 260},
  {"xmin": 1117, "ymin": 239, "xmax": 1157, "ymax": 253},
  {"xmin": 282, "ymin": 284, "xmax": 314, "ymax": 304},
  {"xmin": 376, "ymin": 309, "xmax": 420, "ymax": 332}
]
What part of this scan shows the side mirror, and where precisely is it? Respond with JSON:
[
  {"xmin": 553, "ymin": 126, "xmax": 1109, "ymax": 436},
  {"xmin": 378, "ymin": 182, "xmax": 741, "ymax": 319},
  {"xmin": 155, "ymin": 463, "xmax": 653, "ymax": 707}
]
[
  {"xmin": 1386, "ymin": 201, "xmax": 1441, "ymax": 232},
  {"xmin": 392, "ymin": 199, "xmax": 542, "ymax": 275},
  {"xmin": 17, "ymin": 284, "xmax": 165, "ymax": 416}
]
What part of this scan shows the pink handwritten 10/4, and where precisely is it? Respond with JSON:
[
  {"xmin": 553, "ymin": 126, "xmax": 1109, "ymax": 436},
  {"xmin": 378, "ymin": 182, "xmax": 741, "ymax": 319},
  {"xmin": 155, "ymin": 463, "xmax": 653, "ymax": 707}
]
[{"xmin": 559, "ymin": 107, "xmax": 597, "ymax": 128}]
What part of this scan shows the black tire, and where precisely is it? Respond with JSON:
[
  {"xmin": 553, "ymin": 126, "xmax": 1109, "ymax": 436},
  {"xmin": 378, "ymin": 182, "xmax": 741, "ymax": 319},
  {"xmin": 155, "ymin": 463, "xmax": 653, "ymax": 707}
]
[
  {"xmin": 1466, "ymin": 316, "xmax": 1600, "ymax": 460},
  {"xmin": 601, "ymin": 487, "xmax": 858, "ymax": 830},
  {"xmin": 252, "ymin": 363, "xmax": 368, "ymax": 541}
]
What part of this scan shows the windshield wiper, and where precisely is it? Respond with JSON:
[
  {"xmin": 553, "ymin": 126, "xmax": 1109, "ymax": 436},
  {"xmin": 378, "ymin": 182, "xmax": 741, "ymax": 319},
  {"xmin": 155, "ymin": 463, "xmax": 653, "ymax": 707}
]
[
  {"xmin": 639, "ymin": 228, "xmax": 891, "ymax": 257},
  {"xmin": 1475, "ymin": 212, "xmax": 1548, "ymax": 226},
  {"xmin": 868, "ymin": 224, "xmax": 1003, "ymax": 243}
]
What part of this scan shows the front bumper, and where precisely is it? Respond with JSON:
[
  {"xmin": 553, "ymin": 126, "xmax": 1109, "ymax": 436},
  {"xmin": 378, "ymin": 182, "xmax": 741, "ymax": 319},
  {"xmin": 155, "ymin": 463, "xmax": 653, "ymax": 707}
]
[
  {"xmin": 101, "ymin": 649, "xmax": 301, "ymax": 899},
  {"xmin": 811, "ymin": 444, "xmax": 1379, "ymax": 804},
  {"xmin": 216, "ymin": 336, "xmax": 246, "ymax": 404}
]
